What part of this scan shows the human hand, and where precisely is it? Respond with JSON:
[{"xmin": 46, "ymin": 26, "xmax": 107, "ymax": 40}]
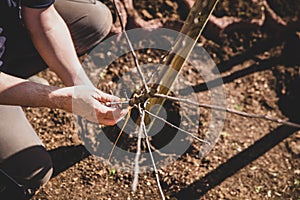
[{"xmin": 51, "ymin": 85, "xmax": 128, "ymax": 126}]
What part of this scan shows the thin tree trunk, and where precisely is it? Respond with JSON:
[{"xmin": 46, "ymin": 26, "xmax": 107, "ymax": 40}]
[{"xmin": 146, "ymin": 0, "xmax": 219, "ymax": 128}]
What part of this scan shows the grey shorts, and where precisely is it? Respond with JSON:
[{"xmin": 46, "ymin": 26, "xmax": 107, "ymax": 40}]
[{"xmin": 0, "ymin": 0, "xmax": 112, "ymax": 198}]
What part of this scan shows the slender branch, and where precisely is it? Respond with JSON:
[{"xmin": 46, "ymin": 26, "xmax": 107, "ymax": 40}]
[
  {"xmin": 113, "ymin": 0, "xmax": 150, "ymax": 93},
  {"xmin": 106, "ymin": 100, "xmax": 130, "ymax": 106},
  {"xmin": 108, "ymin": 109, "xmax": 132, "ymax": 161},
  {"xmin": 153, "ymin": 93, "xmax": 300, "ymax": 129},
  {"xmin": 144, "ymin": 110, "xmax": 210, "ymax": 144},
  {"xmin": 132, "ymin": 104, "xmax": 144, "ymax": 191},
  {"xmin": 141, "ymin": 109, "xmax": 165, "ymax": 200},
  {"xmin": 149, "ymin": 142, "xmax": 177, "ymax": 157}
]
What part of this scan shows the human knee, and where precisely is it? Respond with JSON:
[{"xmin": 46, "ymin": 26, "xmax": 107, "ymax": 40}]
[
  {"xmin": 55, "ymin": 0, "xmax": 113, "ymax": 55},
  {"xmin": 0, "ymin": 146, "xmax": 53, "ymax": 199},
  {"xmin": 76, "ymin": 1, "xmax": 113, "ymax": 54},
  {"xmin": 86, "ymin": 2, "xmax": 113, "ymax": 40}
]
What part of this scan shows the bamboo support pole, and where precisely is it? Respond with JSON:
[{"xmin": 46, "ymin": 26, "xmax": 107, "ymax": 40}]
[{"xmin": 146, "ymin": 0, "xmax": 219, "ymax": 128}]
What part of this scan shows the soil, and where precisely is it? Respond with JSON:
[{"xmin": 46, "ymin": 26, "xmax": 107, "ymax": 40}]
[{"xmin": 28, "ymin": 0, "xmax": 300, "ymax": 199}]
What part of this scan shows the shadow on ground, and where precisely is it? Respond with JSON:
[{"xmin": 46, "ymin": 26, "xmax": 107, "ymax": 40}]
[
  {"xmin": 48, "ymin": 145, "xmax": 90, "ymax": 178},
  {"xmin": 170, "ymin": 125, "xmax": 299, "ymax": 199}
]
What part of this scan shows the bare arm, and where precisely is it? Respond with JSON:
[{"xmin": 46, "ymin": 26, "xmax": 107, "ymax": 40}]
[
  {"xmin": 0, "ymin": 72, "xmax": 127, "ymax": 125},
  {"xmin": 0, "ymin": 6, "xmax": 127, "ymax": 125},
  {"xmin": 0, "ymin": 72, "xmax": 57, "ymax": 108},
  {"xmin": 21, "ymin": 5, "xmax": 92, "ymax": 87}
]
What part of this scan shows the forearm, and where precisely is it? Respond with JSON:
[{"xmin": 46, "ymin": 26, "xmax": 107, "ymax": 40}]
[
  {"xmin": 0, "ymin": 72, "xmax": 126, "ymax": 125},
  {"xmin": 21, "ymin": 5, "xmax": 92, "ymax": 87},
  {"xmin": 0, "ymin": 72, "xmax": 60, "ymax": 108}
]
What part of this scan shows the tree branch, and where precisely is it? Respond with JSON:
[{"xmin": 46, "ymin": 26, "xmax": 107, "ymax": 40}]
[
  {"xmin": 141, "ymin": 109, "xmax": 166, "ymax": 200},
  {"xmin": 153, "ymin": 93, "xmax": 300, "ymax": 129}
]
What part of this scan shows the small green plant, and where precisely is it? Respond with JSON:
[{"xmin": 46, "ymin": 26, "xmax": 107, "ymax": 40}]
[
  {"xmin": 109, "ymin": 168, "xmax": 117, "ymax": 176},
  {"xmin": 220, "ymin": 131, "xmax": 231, "ymax": 137},
  {"xmin": 233, "ymin": 104, "xmax": 243, "ymax": 111},
  {"xmin": 255, "ymin": 185, "xmax": 262, "ymax": 193},
  {"xmin": 294, "ymin": 179, "xmax": 300, "ymax": 187}
]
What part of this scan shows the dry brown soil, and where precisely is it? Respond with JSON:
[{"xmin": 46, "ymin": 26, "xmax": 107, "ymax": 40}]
[{"xmin": 29, "ymin": 0, "xmax": 300, "ymax": 199}]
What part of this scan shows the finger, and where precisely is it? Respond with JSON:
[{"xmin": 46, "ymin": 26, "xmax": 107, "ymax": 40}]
[
  {"xmin": 94, "ymin": 103, "xmax": 118, "ymax": 120},
  {"xmin": 107, "ymin": 106, "xmax": 129, "ymax": 119},
  {"xmin": 100, "ymin": 118, "xmax": 118, "ymax": 126},
  {"xmin": 114, "ymin": 109, "xmax": 128, "ymax": 123},
  {"xmin": 94, "ymin": 89, "xmax": 120, "ymax": 103},
  {"xmin": 95, "ymin": 113, "xmax": 116, "ymax": 126},
  {"xmin": 101, "ymin": 107, "xmax": 121, "ymax": 120},
  {"xmin": 100, "ymin": 108, "xmax": 128, "ymax": 126},
  {"xmin": 96, "ymin": 106, "xmax": 128, "ymax": 125}
]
